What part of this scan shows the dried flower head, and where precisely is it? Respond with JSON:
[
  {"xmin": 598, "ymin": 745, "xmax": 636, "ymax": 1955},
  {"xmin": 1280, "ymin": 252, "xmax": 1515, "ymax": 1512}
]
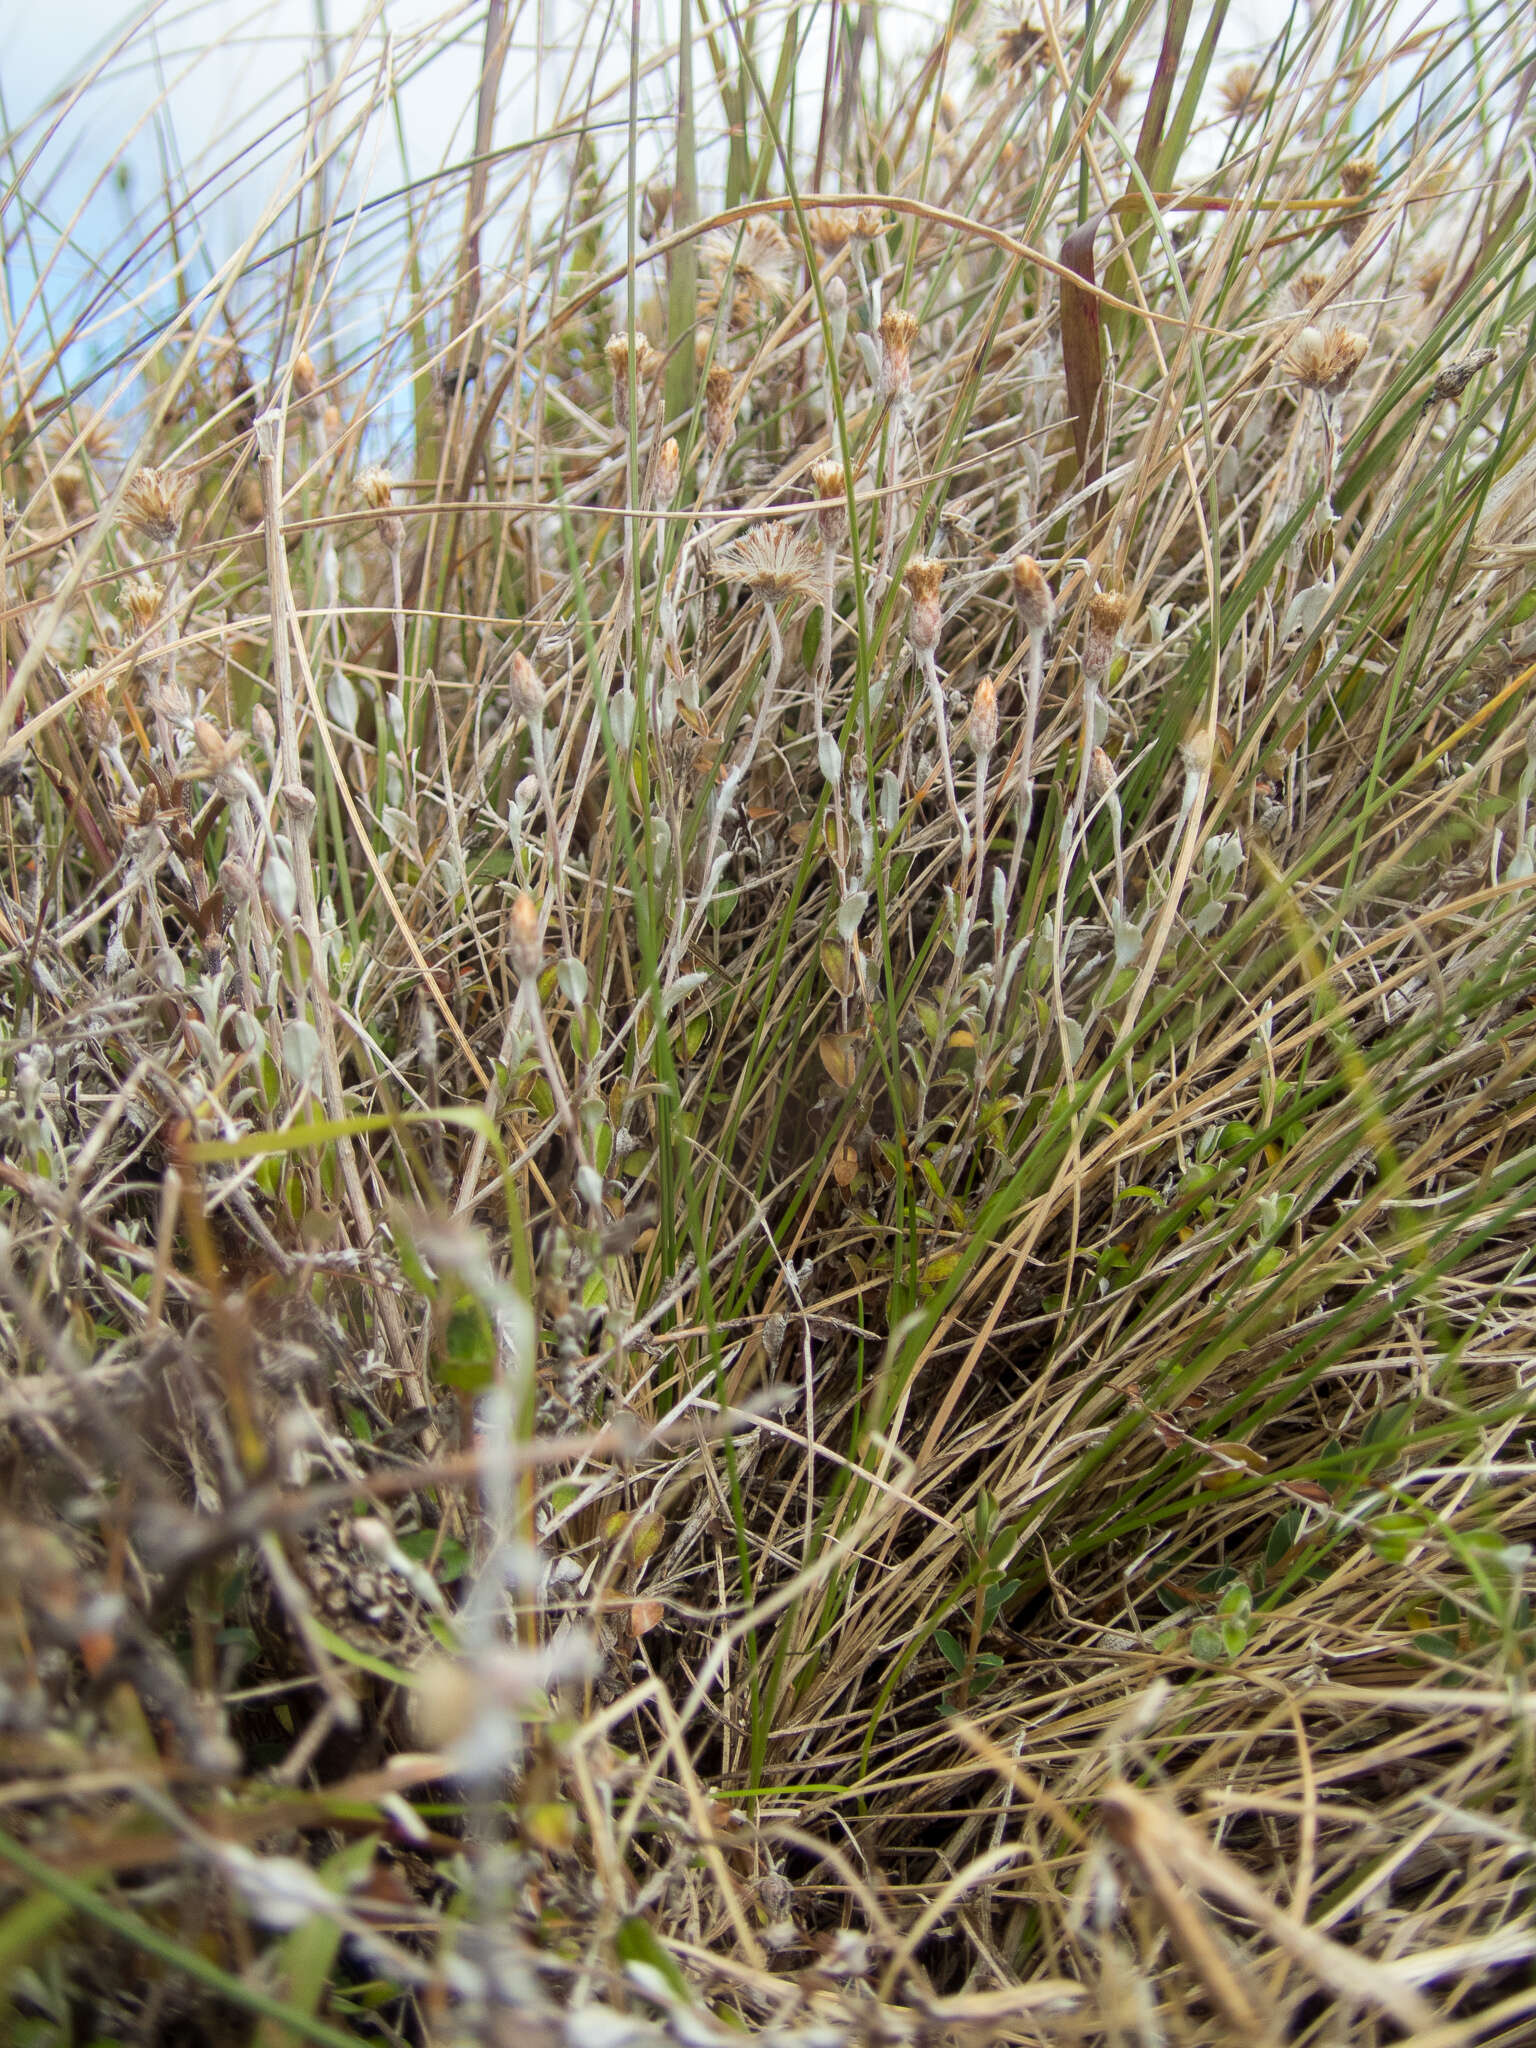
[
  {"xmin": 509, "ymin": 891, "xmax": 544, "ymax": 982},
  {"xmin": 1219, "ymin": 63, "xmax": 1261, "ymax": 119},
  {"xmin": 996, "ymin": 21, "xmax": 1046, "ymax": 69},
  {"xmin": 701, "ymin": 219, "xmax": 792, "ymax": 326},
  {"xmin": 190, "ymin": 718, "xmax": 248, "ymax": 792},
  {"xmin": 119, "ymin": 578, "xmax": 164, "ymax": 636},
  {"xmin": 509, "ymin": 651, "xmax": 545, "ymax": 723},
  {"xmin": 1430, "ymin": 347, "xmax": 1498, "ymax": 408},
  {"xmin": 1337, "ymin": 157, "xmax": 1375, "ymax": 245},
  {"xmin": 121, "ymin": 465, "xmax": 191, "ymax": 550},
  {"xmin": 652, "ymin": 435, "xmax": 681, "ymax": 506},
  {"xmin": 970, "ymin": 675, "xmax": 999, "ymax": 758},
  {"xmin": 878, "ymin": 308, "xmax": 921, "ymax": 406},
  {"xmin": 852, "ymin": 208, "xmax": 889, "ymax": 242},
  {"xmin": 703, "ymin": 364, "xmax": 735, "ymax": 451},
  {"xmin": 1083, "ymin": 591, "xmax": 1130, "ymax": 683},
  {"xmin": 605, "ymin": 334, "xmax": 658, "ymax": 432},
  {"xmin": 811, "ymin": 460, "xmax": 848, "ymax": 548},
  {"xmin": 808, "ymin": 209, "xmax": 856, "ymax": 257},
  {"xmin": 1288, "ymin": 323, "xmax": 1369, "ymax": 396},
  {"xmin": 356, "ymin": 465, "xmax": 404, "ymax": 550},
  {"xmin": 904, "ymin": 557, "xmax": 945, "ymax": 655},
  {"xmin": 72, "ymin": 668, "xmax": 116, "ymax": 750},
  {"xmin": 1290, "ymin": 269, "xmax": 1330, "ymax": 311},
  {"xmin": 717, "ymin": 524, "xmax": 822, "ymax": 605},
  {"xmin": 47, "ymin": 410, "xmax": 116, "ymax": 467},
  {"xmin": 292, "ymin": 351, "xmax": 320, "ymax": 404},
  {"xmin": 1011, "ymin": 556, "xmax": 1054, "ymax": 638},
  {"xmin": 1087, "ymin": 745, "xmax": 1117, "ymax": 805}
]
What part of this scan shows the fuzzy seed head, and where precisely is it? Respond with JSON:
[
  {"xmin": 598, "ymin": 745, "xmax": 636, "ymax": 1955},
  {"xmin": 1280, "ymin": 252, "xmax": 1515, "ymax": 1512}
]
[
  {"xmin": 509, "ymin": 891, "xmax": 544, "ymax": 982},
  {"xmin": 997, "ymin": 21, "xmax": 1046, "ymax": 68},
  {"xmin": 1011, "ymin": 555, "xmax": 1054, "ymax": 637},
  {"xmin": 122, "ymin": 466, "xmax": 191, "ymax": 550},
  {"xmin": 1290, "ymin": 269, "xmax": 1330, "ymax": 311},
  {"xmin": 970, "ymin": 675, "xmax": 999, "ymax": 758},
  {"xmin": 1339, "ymin": 155, "xmax": 1376, "ymax": 197},
  {"xmin": 1083, "ymin": 591, "xmax": 1130, "ymax": 683},
  {"xmin": 701, "ymin": 219, "xmax": 792, "ymax": 325},
  {"xmin": 904, "ymin": 557, "xmax": 944, "ymax": 655},
  {"xmin": 509, "ymin": 651, "xmax": 544, "ymax": 723},
  {"xmin": 808, "ymin": 209, "xmax": 855, "ymax": 256},
  {"xmin": 717, "ymin": 523, "xmax": 822, "ymax": 605},
  {"xmin": 878, "ymin": 308, "xmax": 921, "ymax": 405},
  {"xmin": 1219, "ymin": 63, "xmax": 1261, "ymax": 119},
  {"xmin": 1179, "ymin": 722, "xmax": 1214, "ymax": 777},
  {"xmin": 1288, "ymin": 323, "xmax": 1368, "ymax": 396}
]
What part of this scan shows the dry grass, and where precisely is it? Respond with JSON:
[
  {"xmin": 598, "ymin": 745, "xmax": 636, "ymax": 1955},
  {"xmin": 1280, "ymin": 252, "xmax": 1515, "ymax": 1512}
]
[{"xmin": 3, "ymin": 0, "xmax": 1536, "ymax": 2042}]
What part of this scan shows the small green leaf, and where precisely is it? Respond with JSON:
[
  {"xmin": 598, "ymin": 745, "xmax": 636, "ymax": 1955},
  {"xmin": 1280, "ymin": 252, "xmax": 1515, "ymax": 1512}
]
[{"xmin": 934, "ymin": 1627, "xmax": 967, "ymax": 1674}]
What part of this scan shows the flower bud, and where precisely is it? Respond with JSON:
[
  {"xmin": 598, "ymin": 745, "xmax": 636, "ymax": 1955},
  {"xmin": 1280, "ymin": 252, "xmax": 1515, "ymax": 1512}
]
[
  {"xmin": 1083, "ymin": 592, "xmax": 1130, "ymax": 684},
  {"xmin": 904, "ymin": 558, "xmax": 944, "ymax": 656},
  {"xmin": 356, "ymin": 465, "xmax": 404, "ymax": 551},
  {"xmin": 1011, "ymin": 555, "xmax": 1053, "ymax": 638},
  {"xmin": 970, "ymin": 675, "xmax": 999, "ymax": 758},
  {"xmin": 878, "ymin": 308, "xmax": 920, "ymax": 406},
  {"xmin": 653, "ymin": 435, "xmax": 681, "ymax": 505},
  {"xmin": 509, "ymin": 891, "xmax": 543, "ymax": 982},
  {"xmin": 811, "ymin": 460, "xmax": 847, "ymax": 548},
  {"xmin": 508, "ymin": 650, "xmax": 544, "ymax": 724}
]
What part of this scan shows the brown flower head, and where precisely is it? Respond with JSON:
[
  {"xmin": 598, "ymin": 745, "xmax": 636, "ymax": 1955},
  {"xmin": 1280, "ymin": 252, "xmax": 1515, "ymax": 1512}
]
[
  {"xmin": 190, "ymin": 718, "xmax": 248, "ymax": 793},
  {"xmin": 509, "ymin": 891, "xmax": 544, "ymax": 982},
  {"xmin": 996, "ymin": 21, "xmax": 1046, "ymax": 69},
  {"xmin": 1219, "ymin": 63, "xmax": 1261, "ymax": 119},
  {"xmin": 904, "ymin": 557, "xmax": 945, "ymax": 655},
  {"xmin": 605, "ymin": 334, "xmax": 658, "ymax": 433},
  {"xmin": 1087, "ymin": 745, "xmax": 1117, "ymax": 805},
  {"xmin": 811, "ymin": 460, "xmax": 848, "ymax": 548},
  {"xmin": 119, "ymin": 577, "xmax": 164, "ymax": 638},
  {"xmin": 356, "ymin": 464, "xmax": 404, "ymax": 550},
  {"xmin": 716, "ymin": 524, "xmax": 822, "ymax": 606},
  {"xmin": 1289, "ymin": 269, "xmax": 1330, "ymax": 311},
  {"xmin": 703, "ymin": 364, "xmax": 735, "ymax": 451},
  {"xmin": 72, "ymin": 668, "xmax": 116, "ymax": 751},
  {"xmin": 970, "ymin": 675, "xmax": 999, "ymax": 758},
  {"xmin": 808, "ymin": 209, "xmax": 856, "ymax": 257},
  {"xmin": 1288, "ymin": 324, "xmax": 1368, "ymax": 397},
  {"xmin": 852, "ymin": 208, "xmax": 889, "ymax": 242},
  {"xmin": 1011, "ymin": 555, "xmax": 1054, "ymax": 638},
  {"xmin": 652, "ymin": 435, "xmax": 681, "ymax": 507},
  {"xmin": 878, "ymin": 307, "xmax": 921, "ymax": 406},
  {"xmin": 122, "ymin": 465, "xmax": 191, "ymax": 550},
  {"xmin": 509, "ymin": 651, "xmax": 545, "ymax": 724},
  {"xmin": 1083, "ymin": 591, "xmax": 1130, "ymax": 683},
  {"xmin": 1339, "ymin": 155, "xmax": 1376, "ymax": 197}
]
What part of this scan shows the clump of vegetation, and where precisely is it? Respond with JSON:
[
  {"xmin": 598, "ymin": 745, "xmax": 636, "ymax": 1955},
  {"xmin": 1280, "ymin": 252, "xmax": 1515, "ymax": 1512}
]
[{"xmin": 2, "ymin": 0, "xmax": 1535, "ymax": 2041}]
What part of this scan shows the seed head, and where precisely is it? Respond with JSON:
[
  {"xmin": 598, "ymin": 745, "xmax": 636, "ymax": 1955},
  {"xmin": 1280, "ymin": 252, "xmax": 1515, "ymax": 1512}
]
[
  {"xmin": 1219, "ymin": 63, "xmax": 1261, "ymax": 120},
  {"xmin": 122, "ymin": 466, "xmax": 191, "ymax": 550},
  {"xmin": 653, "ymin": 435, "xmax": 681, "ymax": 506},
  {"xmin": 509, "ymin": 650, "xmax": 545, "ymax": 723},
  {"xmin": 703, "ymin": 364, "xmax": 735, "ymax": 451},
  {"xmin": 509, "ymin": 891, "xmax": 544, "ymax": 982},
  {"xmin": 970, "ymin": 675, "xmax": 999, "ymax": 759},
  {"xmin": 1011, "ymin": 555, "xmax": 1054, "ymax": 638},
  {"xmin": 811, "ymin": 460, "xmax": 848, "ymax": 548},
  {"xmin": 996, "ymin": 21, "xmax": 1046, "ymax": 69},
  {"xmin": 701, "ymin": 218, "xmax": 792, "ymax": 325},
  {"xmin": 73, "ymin": 668, "xmax": 116, "ymax": 751},
  {"xmin": 119, "ymin": 578, "xmax": 164, "ymax": 637},
  {"xmin": 716, "ymin": 523, "xmax": 822, "ymax": 605},
  {"xmin": 1083, "ymin": 591, "xmax": 1130, "ymax": 683},
  {"xmin": 878, "ymin": 308, "xmax": 921, "ymax": 406},
  {"xmin": 356, "ymin": 465, "xmax": 404, "ymax": 551},
  {"xmin": 605, "ymin": 334, "xmax": 658, "ymax": 433},
  {"xmin": 852, "ymin": 208, "xmax": 888, "ymax": 242},
  {"xmin": 1288, "ymin": 324, "xmax": 1368, "ymax": 396},
  {"xmin": 1339, "ymin": 155, "xmax": 1376, "ymax": 198},
  {"xmin": 1429, "ymin": 347, "xmax": 1497, "ymax": 408},
  {"xmin": 1087, "ymin": 745, "xmax": 1116, "ymax": 805},
  {"xmin": 904, "ymin": 557, "xmax": 945, "ymax": 655},
  {"xmin": 808, "ymin": 209, "xmax": 856, "ymax": 257},
  {"xmin": 1289, "ymin": 269, "xmax": 1330, "ymax": 311}
]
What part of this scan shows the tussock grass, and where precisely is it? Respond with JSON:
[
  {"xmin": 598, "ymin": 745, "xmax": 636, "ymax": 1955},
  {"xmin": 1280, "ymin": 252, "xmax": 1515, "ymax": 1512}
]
[{"xmin": 3, "ymin": 0, "xmax": 1536, "ymax": 2040}]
